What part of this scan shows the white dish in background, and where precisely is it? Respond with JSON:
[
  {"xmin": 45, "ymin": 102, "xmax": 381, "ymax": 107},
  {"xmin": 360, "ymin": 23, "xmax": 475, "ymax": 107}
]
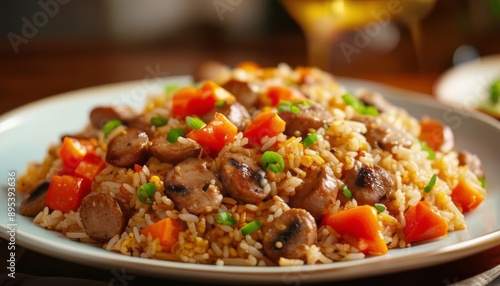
[
  {"xmin": 434, "ymin": 54, "xmax": 500, "ymax": 118},
  {"xmin": 0, "ymin": 77, "xmax": 499, "ymax": 284}
]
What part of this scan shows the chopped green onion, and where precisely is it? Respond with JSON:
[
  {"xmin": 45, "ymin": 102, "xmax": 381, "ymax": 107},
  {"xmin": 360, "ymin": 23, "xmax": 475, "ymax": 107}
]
[
  {"xmin": 478, "ymin": 176, "xmax": 487, "ymax": 189},
  {"xmin": 186, "ymin": 116, "xmax": 206, "ymax": 130},
  {"xmin": 165, "ymin": 84, "xmax": 179, "ymax": 95},
  {"xmin": 374, "ymin": 203, "xmax": 386, "ymax": 213},
  {"xmin": 136, "ymin": 182, "xmax": 157, "ymax": 205},
  {"xmin": 102, "ymin": 119, "xmax": 122, "ymax": 138},
  {"xmin": 277, "ymin": 101, "xmax": 300, "ymax": 114},
  {"xmin": 215, "ymin": 100, "xmax": 225, "ymax": 107},
  {"xmin": 302, "ymin": 133, "xmax": 317, "ymax": 147},
  {"xmin": 276, "ymin": 100, "xmax": 312, "ymax": 114},
  {"xmin": 362, "ymin": 106, "xmax": 379, "ymax": 116},
  {"xmin": 341, "ymin": 93, "xmax": 379, "ymax": 116},
  {"xmin": 424, "ymin": 174, "xmax": 437, "ymax": 193},
  {"xmin": 262, "ymin": 151, "xmax": 285, "ymax": 173},
  {"xmin": 490, "ymin": 79, "xmax": 500, "ymax": 104},
  {"xmin": 166, "ymin": 128, "xmax": 185, "ymax": 143},
  {"xmin": 240, "ymin": 220, "xmax": 261, "ymax": 236},
  {"xmin": 215, "ymin": 211, "xmax": 237, "ymax": 226},
  {"xmin": 342, "ymin": 185, "xmax": 352, "ymax": 199},
  {"xmin": 421, "ymin": 141, "xmax": 436, "ymax": 160},
  {"xmin": 150, "ymin": 116, "xmax": 168, "ymax": 127}
]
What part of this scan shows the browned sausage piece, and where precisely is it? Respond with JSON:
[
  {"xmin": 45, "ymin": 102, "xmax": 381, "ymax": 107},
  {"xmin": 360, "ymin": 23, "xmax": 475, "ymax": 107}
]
[
  {"xmin": 19, "ymin": 181, "xmax": 49, "ymax": 217},
  {"xmin": 90, "ymin": 106, "xmax": 138, "ymax": 129},
  {"xmin": 149, "ymin": 137, "xmax": 201, "ymax": 165},
  {"xmin": 80, "ymin": 193, "xmax": 128, "ymax": 242},
  {"xmin": 279, "ymin": 103, "xmax": 333, "ymax": 137},
  {"xmin": 202, "ymin": 101, "xmax": 250, "ymax": 132},
  {"xmin": 357, "ymin": 90, "xmax": 394, "ymax": 113},
  {"xmin": 221, "ymin": 79, "xmax": 259, "ymax": 109},
  {"xmin": 263, "ymin": 208, "xmax": 317, "ymax": 264},
  {"xmin": 341, "ymin": 163, "xmax": 396, "ymax": 206},
  {"xmin": 219, "ymin": 152, "xmax": 267, "ymax": 204},
  {"xmin": 288, "ymin": 165, "xmax": 341, "ymax": 221},
  {"xmin": 458, "ymin": 151, "xmax": 485, "ymax": 178},
  {"xmin": 353, "ymin": 115, "xmax": 413, "ymax": 152},
  {"xmin": 165, "ymin": 158, "xmax": 223, "ymax": 214},
  {"xmin": 106, "ymin": 128, "xmax": 150, "ymax": 168}
]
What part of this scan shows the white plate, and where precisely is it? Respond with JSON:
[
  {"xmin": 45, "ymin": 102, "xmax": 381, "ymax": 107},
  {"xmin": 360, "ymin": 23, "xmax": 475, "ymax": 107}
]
[
  {"xmin": 1, "ymin": 77, "xmax": 499, "ymax": 284},
  {"xmin": 434, "ymin": 54, "xmax": 500, "ymax": 117}
]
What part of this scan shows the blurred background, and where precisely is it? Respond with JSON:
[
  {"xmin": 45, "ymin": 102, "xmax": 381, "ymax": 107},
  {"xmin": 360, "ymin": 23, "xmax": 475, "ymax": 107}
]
[{"xmin": 1, "ymin": 0, "xmax": 500, "ymax": 115}]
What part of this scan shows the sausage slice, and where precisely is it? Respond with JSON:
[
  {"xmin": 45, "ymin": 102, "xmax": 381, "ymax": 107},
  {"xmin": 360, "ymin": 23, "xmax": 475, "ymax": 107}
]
[
  {"xmin": 149, "ymin": 137, "xmax": 201, "ymax": 165},
  {"xmin": 288, "ymin": 165, "xmax": 341, "ymax": 220},
  {"xmin": 165, "ymin": 158, "xmax": 223, "ymax": 214},
  {"xmin": 353, "ymin": 115, "xmax": 413, "ymax": 152},
  {"xmin": 263, "ymin": 208, "xmax": 317, "ymax": 264},
  {"xmin": 279, "ymin": 103, "xmax": 333, "ymax": 137},
  {"xmin": 341, "ymin": 163, "xmax": 396, "ymax": 206},
  {"xmin": 80, "ymin": 193, "xmax": 128, "ymax": 242},
  {"xmin": 106, "ymin": 128, "xmax": 150, "ymax": 168},
  {"xmin": 219, "ymin": 152, "xmax": 267, "ymax": 204}
]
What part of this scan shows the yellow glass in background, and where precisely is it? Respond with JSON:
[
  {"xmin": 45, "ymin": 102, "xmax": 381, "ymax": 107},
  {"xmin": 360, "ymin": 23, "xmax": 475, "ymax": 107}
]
[{"xmin": 281, "ymin": 0, "xmax": 436, "ymax": 71}]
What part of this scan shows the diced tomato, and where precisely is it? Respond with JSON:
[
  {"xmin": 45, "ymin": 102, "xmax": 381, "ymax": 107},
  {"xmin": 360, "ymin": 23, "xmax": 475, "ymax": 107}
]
[
  {"xmin": 171, "ymin": 81, "xmax": 235, "ymax": 118},
  {"xmin": 73, "ymin": 153, "xmax": 105, "ymax": 182},
  {"xmin": 403, "ymin": 201, "xmax": 448, "ymax": 244},
  {"xmin": 59, "ymin": 137, "xmax": 87, "ymax": 174},
  {"xmin": 46, "ymin": 175, "xmax": 92, "ymax": 213},
  {"xmin": 243, "ymin": 111, "xmax": 286, "ymax": 146},
  {"xmin": 451, "ymin": 177, "xmax": 485, "ymax": 213},
  {"xmin": 140, "ymin": 218, "xmax": 181, "ymax": 251},
  {"xmin": 187, "ymin": 112, "xmax": 237, "ymax": 157},
  {"xmin": 261, "ymin": 86, "xmax": 305, "ymax": 107},
  {"xmin": 322, "ymin": 205, "xmax": 388, "ymax": 255}
]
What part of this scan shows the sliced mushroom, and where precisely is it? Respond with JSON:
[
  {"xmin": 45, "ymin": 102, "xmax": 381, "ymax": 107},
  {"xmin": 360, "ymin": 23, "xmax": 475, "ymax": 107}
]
[
  {"xmin": 263, "ymin": 208, "xmax": 317, "ymax": 264},
  {"xmin": 219, "ymin": 152, "xmax": 267, "ymax": 204},
  {"xmin": 165, "ymin": 158, "xmax": 223, "ymax": 214},
  {"xmin": 80, "ymin": 193, "xmax": 129, "ymax": 242},
  {"xmin": 149, "ymin": 137, "xmax": 201, "ymax": 165},
  {"xmin": 288, "ymin": 165, "xmax": 342, "ymax": 221},
  {"xmin": 279, "ymin": 103, "xmax": 333, "ymax": 137},
  {"xmin": 19, "ymin": 181, "xmax": 50, "ymax": 217},
  {"xmin": 353, "ymin": 115, "xmax": 413, "ymax": 152},
  {"xmin": 106, "ymin": 128, "xmax": 150, "ymax": 168},
  {"xmin": 341, "ymin": 163, "xmax": 396, "ymax": 206}
]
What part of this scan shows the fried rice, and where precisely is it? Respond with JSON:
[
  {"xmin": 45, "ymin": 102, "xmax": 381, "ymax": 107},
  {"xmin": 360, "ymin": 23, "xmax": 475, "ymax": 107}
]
[{"xmin": 17, "ymin": 62, "xmax": 486, "ymax": 266}]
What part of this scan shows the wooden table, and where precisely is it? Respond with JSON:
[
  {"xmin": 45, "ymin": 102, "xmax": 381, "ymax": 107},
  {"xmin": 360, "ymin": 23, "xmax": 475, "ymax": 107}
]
[{"xmin": 0, "ymin": 37, "xmax": 499, "ymax": 286}]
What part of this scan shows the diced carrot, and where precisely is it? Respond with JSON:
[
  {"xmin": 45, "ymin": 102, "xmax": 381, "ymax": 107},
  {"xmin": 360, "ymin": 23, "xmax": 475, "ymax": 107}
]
[
  {"xmin": 419, "ymin": 117, "xmax": 454, "ymax": 153},
  {"xmin": 46, "ymin": 175, "xmax": 91, "ymax": 213},
  {"xmin": 243, "ymin": 111, "xmax": 286, "ymax": 146},
  {"xmin": 261, "ymin": 86, "xmax": 305, "ymax": 107},
  {"xmin": 171, "ymin": 81, "xmax": 235, "ymax": 118},
  {"xmin": 403, "ymin": 201, "xmax": 448, "ymax": 244},
  {"xmin": 237, "ymin": 61, "xmax": 261, "ymax": 72},
  {"xmin": 187, "ymin": 112, "xmax": 237, "ymax": 157},
  {"xmin": 451, "ymin": 177, "xmax": 485, "ymax": 213},
  {"xmin": 140, "ymin": 218, "xmax": 181, "ymax": 251},
  {"xmin": 322, "ymin": 205, "xmax": 388, "ymax": 255}
]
